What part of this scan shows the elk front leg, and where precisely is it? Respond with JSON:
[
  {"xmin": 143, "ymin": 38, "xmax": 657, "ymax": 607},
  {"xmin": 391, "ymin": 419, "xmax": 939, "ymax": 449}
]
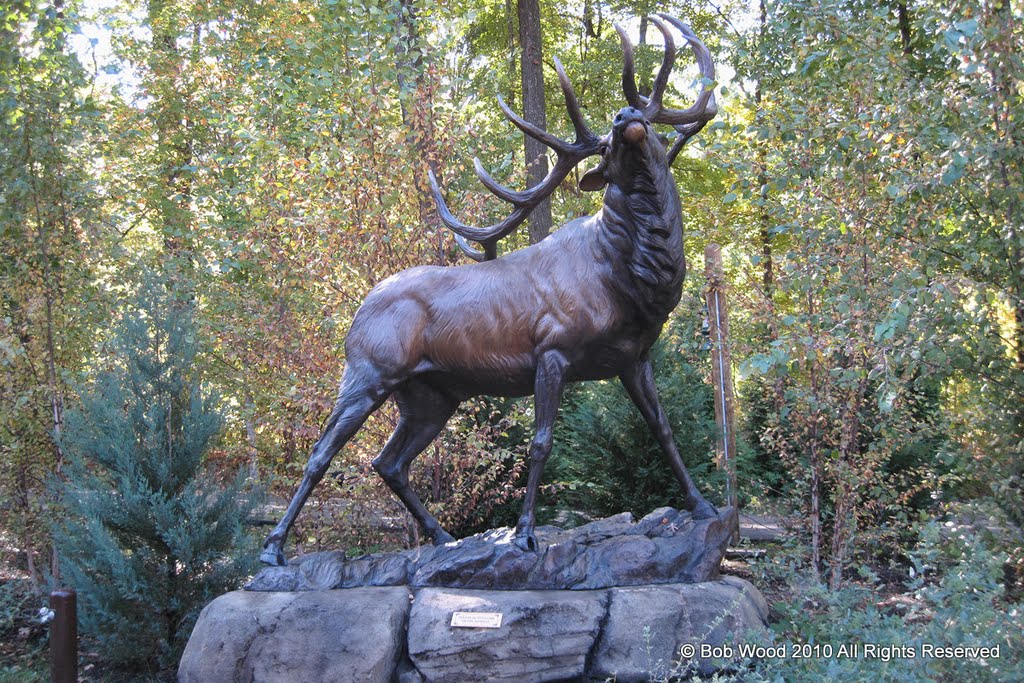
[
  {"xmin": 515, "ymin": 350, "xmax": 569, "ymax": 551},
  {"xmin": 620, "ymin": 357, "xmax": 717, "ymax": 519}
]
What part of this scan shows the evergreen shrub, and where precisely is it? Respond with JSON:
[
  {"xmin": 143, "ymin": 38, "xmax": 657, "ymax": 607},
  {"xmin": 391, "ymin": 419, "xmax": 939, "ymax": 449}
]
[{"xmin": 52, "ymin": 278, "xmax": 261, "ymax": 671}]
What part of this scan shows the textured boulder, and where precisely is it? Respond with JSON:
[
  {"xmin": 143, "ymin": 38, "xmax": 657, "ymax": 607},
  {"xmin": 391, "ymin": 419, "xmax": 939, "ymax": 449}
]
[
  {"xmin": 590, "ymin": 576, "xmax": 770, "ymax": 681},
  {"xmin": 181, "ymin": 578, "xmax": 768, "ymax": 682},
  {"xmin": 246, "ymin": 507, "xmax": 737, "ymax": 592},
  {"xmin": 407, "ymin": 587, "xmax": 608, "ymax": 683},
  {"xmin": 188, "ymin": 508, "xmax": 766, "ymax": 682},
  {"xmin": 178, "ymin": 587, "xmax": 411, "ymax": 683}
]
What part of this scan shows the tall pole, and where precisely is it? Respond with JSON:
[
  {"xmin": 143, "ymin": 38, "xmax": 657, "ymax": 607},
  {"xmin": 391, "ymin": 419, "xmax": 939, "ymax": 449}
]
[{"xmin": 704, "ymin": 245, "xmax": 738, "ymax": 540}]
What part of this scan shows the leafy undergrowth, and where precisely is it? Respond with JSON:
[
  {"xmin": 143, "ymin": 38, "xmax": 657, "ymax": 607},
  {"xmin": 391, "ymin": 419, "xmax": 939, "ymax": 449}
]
[
  {"xmin": 0, "ymin": 580, "xmax": 47, "ymax": 683},
  {"xmin": 693, "ymin": 522, "xmax": 1024, "ymax": 682}
]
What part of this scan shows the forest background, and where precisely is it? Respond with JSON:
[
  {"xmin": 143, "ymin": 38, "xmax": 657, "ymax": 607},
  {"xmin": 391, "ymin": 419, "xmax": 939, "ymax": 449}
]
[{"xmin": 1, "ymin": 0, "xmax": 1022, "ymax": 678}]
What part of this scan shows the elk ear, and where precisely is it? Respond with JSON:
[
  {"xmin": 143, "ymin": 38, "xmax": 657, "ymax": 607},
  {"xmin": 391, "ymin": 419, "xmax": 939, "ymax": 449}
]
[{"xmin": 579, "ymin": 162, "xmax": 607, "ymax": 192}]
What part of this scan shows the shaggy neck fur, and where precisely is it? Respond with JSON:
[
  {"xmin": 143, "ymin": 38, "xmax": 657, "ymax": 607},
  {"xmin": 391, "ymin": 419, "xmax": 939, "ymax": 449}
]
[{"xmin": 597, "ymin": 146, "xmax": 686, "ymax": 325}]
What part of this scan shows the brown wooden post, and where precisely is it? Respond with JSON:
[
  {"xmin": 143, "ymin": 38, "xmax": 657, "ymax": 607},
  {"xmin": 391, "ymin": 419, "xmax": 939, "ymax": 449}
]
[
  {"xmin": 50, "ymin": 588, "xmax": 77, "ymax": 683},
  {"xmin": 704, "ymin": 245, "xmax": 739, "ymax": 541}
]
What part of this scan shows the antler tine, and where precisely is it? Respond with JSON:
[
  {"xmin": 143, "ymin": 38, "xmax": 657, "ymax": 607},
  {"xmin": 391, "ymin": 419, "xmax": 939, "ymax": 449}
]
[
  {"xmin": 646, "ymin": 14, "xmax": 718, "ymax": 127},
  {"xmin": 666, "ymin": 120, "xmax": 709, "ymax": 165},
  {"xmin": 498, "ymin": 96, "xmax": 574, "ymax": 157},
  {"xmin": 554, "ymin": 56, "xmax": 599, "ymax": 146},
  {"xmin": 643, "ymin": 16, "xmax": 676, "ymax": 119},
  {"xmin": 429, "ymin": 168, "xmax": 531, "ymax": 244},
  {"xmin": 454, "ymin": 233, "xmax": 494, "ymax": 262},
  {"xmin": 614, "ymin": 22, "xmax": 642, "ymax": 110},
  {"xmin": 430, "ymin": 63, "xmax": 602, "ymax": 261},
  {"xmin": 668, "ymin": 18, "xmax": 716, "ymax": 83},
  {"xmin": 474, "ymin": 157, "xmax": 526, "ymax": 204},
  {"xmin": 429, "ymin": 167, "xmax": 511, "ymax": 261}
]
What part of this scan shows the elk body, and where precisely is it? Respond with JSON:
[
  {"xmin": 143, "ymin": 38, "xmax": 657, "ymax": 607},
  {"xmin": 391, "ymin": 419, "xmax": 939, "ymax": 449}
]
[{"xmin": 261, "ymin": 15, "xmax": 719, "ymax": 565}]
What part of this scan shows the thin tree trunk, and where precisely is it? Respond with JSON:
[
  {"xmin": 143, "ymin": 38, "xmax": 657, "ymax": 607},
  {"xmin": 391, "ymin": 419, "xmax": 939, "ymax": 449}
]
[
  {"xmin": 897, "ymin": 3, "xmax": 912, "ymax": 54},
  {"xmin": 807, "ymin": 290, "xmax": 822, "ymax": 584},
  {"xmin": 829, "ymin": 376, "xmax": 868, "ymax": 590},
  {"xmin": 24, "ymin": 104, "xmax": 66, "ymax": 582},
  {"xmin": 517, "ymin": 0, "xmax": 552, "ymax": 243},
  {"xmin": 809, "ymin": 427, "xmax": 822, "ymax": 584},
  {"xmin": 756, "ymin": 0, "xmax": 774, "ymax": 305},
  {"xmin": 505, "ymin": 0, "xmax": 518, "ymax": 106},
  {"xmin": 245, "ymin": 393, "xmax": 258, "ymax": 479}
]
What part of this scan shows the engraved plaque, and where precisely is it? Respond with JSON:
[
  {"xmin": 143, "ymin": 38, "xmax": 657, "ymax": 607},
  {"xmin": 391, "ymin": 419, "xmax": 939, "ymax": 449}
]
[{"xmin": 450, "ymin": 611, "xmax": 503, "ymax": 629}]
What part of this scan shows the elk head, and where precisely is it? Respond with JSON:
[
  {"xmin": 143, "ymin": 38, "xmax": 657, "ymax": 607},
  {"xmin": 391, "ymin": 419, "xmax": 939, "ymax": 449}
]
[{"xmin": 430, "ymin": 13, "xmax": 718, "ymax": 261}]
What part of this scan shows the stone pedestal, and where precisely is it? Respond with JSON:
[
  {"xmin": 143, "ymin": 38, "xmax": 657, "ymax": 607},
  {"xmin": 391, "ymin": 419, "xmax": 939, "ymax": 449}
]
[
  {"xmin": 179, "ymin": 509, "xmax": 768, "ymax": 682},
  {"xmin": 179, "ymin": 577, "xmax": 767, "ymax": 683}
]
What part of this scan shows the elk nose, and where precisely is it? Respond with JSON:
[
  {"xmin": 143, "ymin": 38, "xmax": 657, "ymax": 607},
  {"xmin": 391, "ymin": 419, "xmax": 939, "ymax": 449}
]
[{"xmin": 614, "ymin": 107, "xmax": 641, "ymax": 124}]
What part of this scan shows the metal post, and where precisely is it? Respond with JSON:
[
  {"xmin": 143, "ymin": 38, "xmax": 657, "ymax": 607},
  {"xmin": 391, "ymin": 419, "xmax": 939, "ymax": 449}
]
[
  {"xmin": 704, "ymin": 244, "xmax": 739, "ymax": 543},
  {"xmin": 50, "ymin": 588, "xmax": 77, "ymax": 683}
]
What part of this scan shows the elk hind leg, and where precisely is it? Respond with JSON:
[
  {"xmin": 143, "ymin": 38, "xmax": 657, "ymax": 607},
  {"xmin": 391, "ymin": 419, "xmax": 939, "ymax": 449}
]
[
  {"xmin": 261, "ymin": 367, "xmax": 390, "ymax": 566},
  {"xmin": 373, "ymin": 380, "xmax": 458, "ymax": 545}
]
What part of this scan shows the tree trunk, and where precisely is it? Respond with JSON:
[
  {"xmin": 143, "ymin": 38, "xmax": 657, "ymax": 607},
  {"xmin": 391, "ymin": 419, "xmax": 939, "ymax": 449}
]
[
  {"xmin": 897, "ymin": 3, "xmax": 912, "ymax": 55},
  {"xmin": 809, "ymin": 429, "xmax": 822, "ymax": 584},
  {"xmin": 829, "ymin": 376, "xmax": 868, "ymax": 590},
  {"xmin": 807, "ymin": 291, "xmax": 822, "ymax": 584},
  {"xmin": 517, "ymin": 0, "xmax": 552, "ymax": 244},
  {"xmin": 756, "ymin": 0, "xmax": 774, "ymax": 305}
]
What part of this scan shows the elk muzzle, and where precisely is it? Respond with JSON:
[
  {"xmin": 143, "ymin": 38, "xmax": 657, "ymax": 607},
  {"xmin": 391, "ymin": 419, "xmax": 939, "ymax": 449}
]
[
  {"xmin": 624, "ymin": 121, "xmax": 646, "ymax": 144},
  {"xmin": 614, "ymin": 107, "xmax": 647, "ymax": 145}
]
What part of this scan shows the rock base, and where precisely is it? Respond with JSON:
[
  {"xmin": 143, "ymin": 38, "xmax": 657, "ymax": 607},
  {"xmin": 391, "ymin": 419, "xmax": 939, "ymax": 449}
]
[
  {"xmin": 246, "ymin": 506, "xmax": 738, "ymax": 592},
  {"xmin": 179, "ymin": 576, "xmax": 768, "ymax": 683}
]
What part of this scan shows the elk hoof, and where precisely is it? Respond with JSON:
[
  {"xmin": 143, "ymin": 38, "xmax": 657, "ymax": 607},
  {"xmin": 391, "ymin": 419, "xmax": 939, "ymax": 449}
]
[
  {"xmin": 432, "ymin": 529, "xmax": 456, "ymax": 546},
  {"xmin": 260, "ymin": 544, "xmax": 287, "ymax": 567},
  {"xmin": 513, "ymin": 530, "xmax": 540, "ymax": 552},
  {"xmin": 691, "ymin": 498, "xmax": 718, "ymax": 520}
]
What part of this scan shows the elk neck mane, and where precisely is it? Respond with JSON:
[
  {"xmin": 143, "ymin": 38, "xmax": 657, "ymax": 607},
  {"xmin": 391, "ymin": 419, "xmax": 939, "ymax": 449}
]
[{"xmin": 597, "ymin": 162, "xmax": 685, "ymax": 324}]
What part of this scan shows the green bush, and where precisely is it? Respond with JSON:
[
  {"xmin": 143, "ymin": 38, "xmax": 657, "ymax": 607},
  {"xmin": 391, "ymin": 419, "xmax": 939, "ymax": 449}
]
[
  {"xmin": 664, "ymin": 521, "xmax": 1023, "ymax": 682},
  {"xmin": 52, "ymin": 278, "xmax": 261, "ymax": 672},
  {"xmin": 0, "ymin": 580, "xmax": 46, "ymax": 680}
]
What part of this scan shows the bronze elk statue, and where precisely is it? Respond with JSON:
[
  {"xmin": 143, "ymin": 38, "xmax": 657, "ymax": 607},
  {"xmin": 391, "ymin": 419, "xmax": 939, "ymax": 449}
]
[{"xmin": 261, "ymin": 14, "xmax": 719, "ymax": 565}]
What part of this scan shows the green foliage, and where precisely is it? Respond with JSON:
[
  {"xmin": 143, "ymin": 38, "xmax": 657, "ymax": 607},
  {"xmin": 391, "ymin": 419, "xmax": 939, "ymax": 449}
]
[
  {"xmin": 0, "ymin": 580, "xmax": 46, "ymax": 681},
  {"xmin": 0, "ymin": 0, "xmax": 104, "ymax": 587},
  {"xmin": 52, "ymin": 278, "xmax": 261, "ymax": 671},
  {"xmin": 648, "ymin": 522, "xmax": 1022, "ymax": 682},
  {"xmin": 712, "ymin": 0, "xmax": 1024, "ymax": 585},
  {"xmin": 424, "ymin": 396, "xmax": 532, "ymax": 537},
  {"xmin": 545, "ymin": 300, "xmax": 721, "ymax": 519},
  {"xmin": 753, "ymin": 524, "xmax": 1024, "ymax": 682}
]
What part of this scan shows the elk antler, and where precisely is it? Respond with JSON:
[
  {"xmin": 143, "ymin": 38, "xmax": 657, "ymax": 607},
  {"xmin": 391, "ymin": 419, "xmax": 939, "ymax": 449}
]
[
  {"xmin": 616, "ymin": 14, "xmax": 718, "ymax": 165},
  {"xmin": 429, "ymin": 58, "xmax": 602, "ymax": 262}
]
